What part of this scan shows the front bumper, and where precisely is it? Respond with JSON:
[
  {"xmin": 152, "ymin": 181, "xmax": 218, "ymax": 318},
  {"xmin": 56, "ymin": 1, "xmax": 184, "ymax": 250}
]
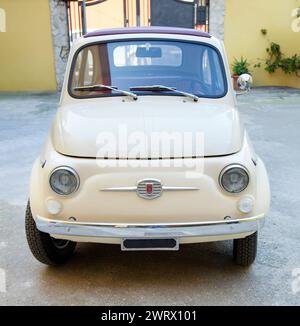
[{"xmin": 36, "ymin": 214, "xmax": 265, "ymax": 244}]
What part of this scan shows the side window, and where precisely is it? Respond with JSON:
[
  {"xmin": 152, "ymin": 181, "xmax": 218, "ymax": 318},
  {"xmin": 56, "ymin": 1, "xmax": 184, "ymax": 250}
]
[
  {"xmin": 72, "ymin": 48, "xmax": 94, "ymax": 87},
  {"xmin": 72, "ymin": 51, "xmax": 82, "ymax": 87},
  {"xmin": 211, "ymin": 50, "xmax": 224, "ymax": 92},
  {"xmin": 85, "ymin": 50, "xmax": 94, "ymax": 85},
  {"xmin": 201, "ymin": 48, "xmax": 225, "ymax": 94},
  {"xmin": 202, "ymin": 49, "xmax": 212, "ymax": 85}
]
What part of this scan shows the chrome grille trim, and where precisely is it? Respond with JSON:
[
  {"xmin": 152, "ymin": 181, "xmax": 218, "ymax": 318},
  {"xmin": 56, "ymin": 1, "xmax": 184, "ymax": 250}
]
[
  {"xmin": 101, "ymin": 180, "xmax": 200, "ymax": 200},
  {"xmin": 100, "ymin": 187, "xmax": 137, "ymax": 192}
]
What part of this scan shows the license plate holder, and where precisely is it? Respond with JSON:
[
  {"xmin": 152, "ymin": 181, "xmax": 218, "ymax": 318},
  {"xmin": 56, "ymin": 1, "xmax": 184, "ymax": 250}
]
[{"xmin": 121, "ymin": 238, "xmax": 179, "ymax": 251}]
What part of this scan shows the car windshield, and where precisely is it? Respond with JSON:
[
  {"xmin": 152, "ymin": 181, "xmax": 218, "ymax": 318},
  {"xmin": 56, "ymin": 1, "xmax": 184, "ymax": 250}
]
[{"xmin": 69, "ymin": 40, "xmax": 227, "ymax": 99}]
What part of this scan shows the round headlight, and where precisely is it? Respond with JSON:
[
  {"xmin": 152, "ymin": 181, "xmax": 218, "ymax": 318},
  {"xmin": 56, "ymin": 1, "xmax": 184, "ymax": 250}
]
[
  {"xmin": 49, "ymin": 167, "xmax": 79, "ymax": 196},
  {"xmin": 220, "ymin": 165, "xmax": 249, "ymax": 194}
]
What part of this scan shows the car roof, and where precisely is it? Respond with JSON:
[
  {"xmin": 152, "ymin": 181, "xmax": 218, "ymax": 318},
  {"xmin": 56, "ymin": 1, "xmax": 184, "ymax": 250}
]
[{"xmin": 84, "ymin": 26, "xmax": 211, "ymax": 39}]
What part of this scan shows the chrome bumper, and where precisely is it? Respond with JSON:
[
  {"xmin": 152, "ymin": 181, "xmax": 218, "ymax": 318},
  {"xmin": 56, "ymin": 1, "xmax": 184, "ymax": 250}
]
[{"xmin": 36, "ymin": 215, "xmax": 265, "ymax": 240}]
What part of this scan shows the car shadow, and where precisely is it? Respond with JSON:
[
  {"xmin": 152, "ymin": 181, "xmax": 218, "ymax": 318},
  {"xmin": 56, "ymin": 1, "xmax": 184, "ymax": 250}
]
[{"xmin": 40, "ymin": 241, "xmax": 251, "ymax": 292}]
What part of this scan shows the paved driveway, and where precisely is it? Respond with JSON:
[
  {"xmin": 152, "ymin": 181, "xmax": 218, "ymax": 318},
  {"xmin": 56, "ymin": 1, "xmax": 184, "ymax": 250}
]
[{"xmin": 0, "ymin": 88, "xmax": 300, "ymax": 305}]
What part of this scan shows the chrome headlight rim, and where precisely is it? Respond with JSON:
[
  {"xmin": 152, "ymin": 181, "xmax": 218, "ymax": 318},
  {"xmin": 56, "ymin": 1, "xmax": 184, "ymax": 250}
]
[
  {"xmin": 49, "ymin": 166, "xmax": 80, "ymax": 196},
  {"xmin": 219, "ymin": 164, "xmax": 250, "ymax": 194}
]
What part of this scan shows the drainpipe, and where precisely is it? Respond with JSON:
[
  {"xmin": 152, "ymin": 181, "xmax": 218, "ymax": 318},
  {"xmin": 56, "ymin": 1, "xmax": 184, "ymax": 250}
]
[
  {"xmin": 136, "ymin": 0, "xmax": 140, "ymax": 26},
  {"xmin": 81, "ymin": 0, "xmax": 87, "ymax": 35},
  {"xmin": 123, "ymin": 0, "xmax": 128, "ymax": 27},
  {"xmin": 193, "ymin": 0, "xmax": 197, "ymax": 29}
]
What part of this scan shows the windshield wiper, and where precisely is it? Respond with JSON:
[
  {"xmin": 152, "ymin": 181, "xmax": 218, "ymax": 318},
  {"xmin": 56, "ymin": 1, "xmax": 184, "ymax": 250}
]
[
  {"xmin": 129, "ymin": 85, "xmax": 199, "ymax": 102},
  {"xmin": 73, "ymin": 84, "xmax": 138, "ymax": 100}
]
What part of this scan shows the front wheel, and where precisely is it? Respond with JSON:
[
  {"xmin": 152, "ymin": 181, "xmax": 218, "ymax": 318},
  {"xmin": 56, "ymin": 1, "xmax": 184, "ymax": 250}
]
[
  {"xmin": 25, "ymin": 202, "xmax": 76, "ymax": 266},
  {"xmin": 233, "ymin": 232, "xmax": 258, "ymax": 267}
]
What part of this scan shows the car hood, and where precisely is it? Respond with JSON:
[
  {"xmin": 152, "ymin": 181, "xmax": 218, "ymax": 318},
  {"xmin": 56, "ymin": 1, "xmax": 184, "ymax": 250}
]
[{"xmin": 52, "ymin": 97, "xmax": 244, "ymax": 159}]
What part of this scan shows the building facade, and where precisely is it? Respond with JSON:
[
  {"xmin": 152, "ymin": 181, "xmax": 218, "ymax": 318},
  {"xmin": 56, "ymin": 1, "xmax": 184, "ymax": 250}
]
[{"xmin": 0, "ymin": 0, "xmax": 299, "ymax": 92}]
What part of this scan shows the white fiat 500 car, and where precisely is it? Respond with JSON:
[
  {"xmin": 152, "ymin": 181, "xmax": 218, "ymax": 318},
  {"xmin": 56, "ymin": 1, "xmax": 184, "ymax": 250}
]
[{"xmin": 25, "ymin": 27, "xmax": 270, "ymax": 266}]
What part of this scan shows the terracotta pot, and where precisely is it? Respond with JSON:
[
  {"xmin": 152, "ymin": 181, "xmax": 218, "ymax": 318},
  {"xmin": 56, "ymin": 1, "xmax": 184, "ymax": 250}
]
[{"xmin": 232, "ymin": 74, "xmax": 240, "ymax": 91}]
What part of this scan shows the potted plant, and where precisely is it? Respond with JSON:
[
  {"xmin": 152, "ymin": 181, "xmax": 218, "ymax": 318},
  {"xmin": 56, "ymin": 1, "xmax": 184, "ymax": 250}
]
[{"xmin": 232, "ymin": 57, "xmax": 250, "ymax": 90}]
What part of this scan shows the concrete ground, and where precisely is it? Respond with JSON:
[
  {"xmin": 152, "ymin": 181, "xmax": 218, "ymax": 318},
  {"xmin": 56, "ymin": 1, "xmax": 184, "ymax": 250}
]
[{"xmin": 0, "ymin": 88, "xmax": 300, "ymax": 305}]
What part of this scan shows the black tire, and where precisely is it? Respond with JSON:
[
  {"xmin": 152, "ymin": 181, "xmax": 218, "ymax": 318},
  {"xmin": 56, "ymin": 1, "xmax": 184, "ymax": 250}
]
[
  {"xmin": 233, "ymin": 232, "xmax": 257, "ymax": 266},
  {"xmin": 25, "ymin": 202, "xmax": 76, "ymax": 266}
]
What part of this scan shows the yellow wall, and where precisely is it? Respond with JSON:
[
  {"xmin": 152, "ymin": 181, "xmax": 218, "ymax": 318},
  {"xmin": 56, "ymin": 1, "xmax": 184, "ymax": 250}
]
[
  {"xmin": 224, "ymin": 0, "xmax": 300, "ymax": 88},
  {"xmin": 0, "ymin": 0, "xmax": 56, "ymax": 92}
]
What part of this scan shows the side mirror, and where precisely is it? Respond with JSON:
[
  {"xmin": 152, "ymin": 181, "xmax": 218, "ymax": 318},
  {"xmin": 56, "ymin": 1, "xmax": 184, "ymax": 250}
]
[{"xmin": 237, "ymin": 73, "xmax": 253, "ymax": 92}]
